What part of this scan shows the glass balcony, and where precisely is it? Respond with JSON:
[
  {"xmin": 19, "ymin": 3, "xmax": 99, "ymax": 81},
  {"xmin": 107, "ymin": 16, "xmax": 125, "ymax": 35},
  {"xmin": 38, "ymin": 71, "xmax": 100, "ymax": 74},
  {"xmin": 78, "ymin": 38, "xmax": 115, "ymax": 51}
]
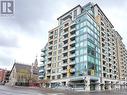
[
  {"xmin": 47, "ymin": 61, "xmax": 51, "ymax": 64},
  {"xmin": 40, "ymin": 63, "xmax": 45, "ymax": 67},
  {"xmin": 41, "ymin": 53, "xmax": 45, "ymax": 57},
  {"xmin": 69, "ymin": 61, "xmax": 75, "ymax": 65},
  {"xmin": 70, "ymin": 27, "xmax": 76, "ymax": 32},
  {"xmin": 47, "ymin": 67, "xmax": 51, "ymax": 70},
  {"xmin": 39, "ymin": 69, "xmax": 44, "ymax": 73},
  {"xmin": 62, "ymin": 56, "xmax": 68, "ymax": 60},
  {"xmin": 61, "ymin": 63, "xmax": 68, "ymax": 67},
  {"xmin": 40, "ymin": 58, "xmax": 45, "ymax": 62},
  {"xmin": 69, "ymin": 53, "xmax": 75, "ymax": 58},
  {"xmin": 69, "ymin": 47, "xmax": 75, "ymax": 51},
  {"xmin": 70, "ymin": 34, "xmax": 76, "ymax": 38},
  {"xmin": 41, "ymin": 49, "xmax": 46, "ymax": 52},
  {"xmin": 70, "ymin": 40, "xmax": 75, "ymax": 45},
  {"xmin": 48, "ymin": 43, "xmax": 53, "ymax": 47},
  {"xmin": 63, "ymin": 37, "xmax": 68, "ymax": 41},
  {"xmin": 62, "ymin": 49, "xmax": 68, "ymax": 53},
  {"xmin": 48, "ymin": 54, "xmax": 52, "ymax": 58},
  {"xmin": 61, "ymin": 69, "xmax": 67, "ymax": 73}
]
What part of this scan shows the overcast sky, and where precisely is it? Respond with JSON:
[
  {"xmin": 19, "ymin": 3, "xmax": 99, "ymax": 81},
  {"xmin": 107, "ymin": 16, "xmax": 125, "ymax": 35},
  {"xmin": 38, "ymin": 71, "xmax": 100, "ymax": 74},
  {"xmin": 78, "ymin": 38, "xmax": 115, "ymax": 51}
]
[{"xmin": 0, "ymin": 0, "xmax": 127, "ymax": 70}]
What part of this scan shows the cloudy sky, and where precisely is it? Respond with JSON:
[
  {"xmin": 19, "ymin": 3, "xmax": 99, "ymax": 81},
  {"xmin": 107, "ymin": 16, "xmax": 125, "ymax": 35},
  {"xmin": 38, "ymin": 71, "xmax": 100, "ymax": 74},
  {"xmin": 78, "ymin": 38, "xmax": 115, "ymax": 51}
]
[{"xmin": 0, "ymin": 0, "xmax": 127, "ymax": 70}]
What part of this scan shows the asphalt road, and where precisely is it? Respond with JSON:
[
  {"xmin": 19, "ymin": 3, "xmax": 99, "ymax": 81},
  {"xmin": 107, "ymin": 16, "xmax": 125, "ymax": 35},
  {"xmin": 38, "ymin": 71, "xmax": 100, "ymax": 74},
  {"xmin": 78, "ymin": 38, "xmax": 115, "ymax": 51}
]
[
  {"xmin": 0, "ymin": 85, "xmax": 127, "ymax": 95},
  {"xmin": 0, "ymin": 85, "xmax": 64, "ymax": 95}
]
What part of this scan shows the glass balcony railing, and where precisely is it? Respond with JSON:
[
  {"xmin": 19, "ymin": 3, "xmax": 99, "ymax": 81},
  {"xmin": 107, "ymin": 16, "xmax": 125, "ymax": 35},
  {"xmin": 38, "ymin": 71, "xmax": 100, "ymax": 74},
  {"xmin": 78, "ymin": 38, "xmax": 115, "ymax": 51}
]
[{"xmin": 61, "ymin": 63, "xmax": 68, "ymax": 67}]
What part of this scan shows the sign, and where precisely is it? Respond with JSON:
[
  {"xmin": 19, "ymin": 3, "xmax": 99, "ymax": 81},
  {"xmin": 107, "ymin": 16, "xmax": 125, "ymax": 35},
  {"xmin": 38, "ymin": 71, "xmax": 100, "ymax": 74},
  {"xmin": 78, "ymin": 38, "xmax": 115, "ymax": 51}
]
[
  {"xmin": 91, "ymin": 70, "xmax": 94, "ymax": 75},
  {"xmin": 0, "ymin": 0, "xmax": 14, "ymax": 15}
]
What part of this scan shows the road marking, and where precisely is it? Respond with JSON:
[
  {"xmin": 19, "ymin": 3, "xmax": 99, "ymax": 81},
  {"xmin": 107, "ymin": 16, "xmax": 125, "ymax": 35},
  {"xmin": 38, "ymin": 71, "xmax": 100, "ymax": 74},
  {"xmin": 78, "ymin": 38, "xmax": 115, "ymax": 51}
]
[{"xmin": 47, "ymin": 93, "xmax": 64, "ymax": 95}]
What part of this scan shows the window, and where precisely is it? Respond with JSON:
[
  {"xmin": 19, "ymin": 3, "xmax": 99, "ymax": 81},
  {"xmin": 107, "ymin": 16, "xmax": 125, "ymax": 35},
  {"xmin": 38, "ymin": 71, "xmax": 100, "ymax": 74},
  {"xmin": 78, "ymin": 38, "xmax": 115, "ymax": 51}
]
[
  {"xmin": 87, "ymin": 21, "xmax": 91, "ymax": 28},
  {"xmin": 96, "ymin": 53, "xmax": 100, "ymax": 59},
  {"xmin": 74, "ymin": 9, "xmax": 77, "ymax": 18},
  {"xmin": 76, "ymin": 37, "xmax": 79, "ymax": 42},
  {"xmin": 58, "ymin": 43, "xmax": 62, "ymax": 48},
  {"xmin": 80, "ymin": 22, "xmax": 84, "ymax": 28},
  {"xmin": 76, "ymin": 50, "xmax": 79, "ymax": 56},
  {"xmin": 79, "ymin": 28, "xmax": 84, "ymax": 34},
  {"xmin": 52, "ymin": 69, "xmax": 55, "ymax": 73},
  {"xmin": 80, "ymin": 49, "xmax": 84, "ymax": 55},
  {"xmin": 95, "ymin": 34, "xmax": 97, "ymax": 39},
  {"xmin": 84, "ymin": 34, "xmax": 87, "ymax": 40},
  {"xmin": 54, "ymin": 45, "xmax": 57, "ymax": 49},
  {"xmin": 64, "ymin": 23, "xmax": 69, "ymax": 27},
  {"xmin": 58, "ymin": 56, "xmax": 61, "ymax": 60},
  {"xmin": 76, "ymin": 57, "xmax": 79, "ymax": 63},
  {"xmin": 58, "ymin": 49, "xmax": 62, "ymax": 54},
  {"xmin": 53, "ymin": 51, "xmax": 57, "ymax": 55},
  {"xmin": 76, "ymin": 25, "xmax": 80, "ymax": 30},
  {"xmin": 53, "ymin": 57, "xmax": 56, "ymax": 62},
  {"xmin": 80, "ymin": 56, "xmax": 84, "ymax": 62},
  {"xmin": 96, "ymin": 59, "xmax": 99, "ymax": 64},
  {"xmin": 88, "ymin": 46, "xmax": 95, "ymax": 56},
  {"xmin": 88, "ymin": 56, "xmax": 94, "ymax": 63},
  {"xmin": 54, "ymin": 30, "xmax": 58, "ymax": 37},
  {"xmin": 57, "ymin": 75, "xmax": 61, "ymax": 79},
  {"xmin": 59, "ymin": 29, "xmax": 63, "ymax": 37},
  {"xmin": 84, "ymin": 47, "xmax": 87, "ymax": 54},
  {"xmin": 88, "ymin": 41, "xmax": 94, "ymax": 48},
  {"xmin": 54, "ymin": 40, "xmax": 57, "ymax": 44},
  {"xmin": 59, "ymin": 37, "xmax": 62, "ymax": 42},
  {"xmin": 84, "ymin": 55, "xmax": 87, "ymax": 61},
  {"xmin": 76, "ymin": 43, "xmax": 79, "ymax": 47},
  {"xmin": 83, "ymin": 22, "xmax": 86, "ymax": 26},
  {"xmin": 80, "ymin": 42, "xmax": 84, "ymax": 47},
  {"xmin": 84, "ymin": 41, "xmax": 87, "ymax": 46},
  {"xmin": 76, "ymin": 30, "xmax": 79, "ymax": 35},
  {"xmin": 80, "ymin": 35, "xmax": 84, "ymax": 41},
  {"xmin": 101, "ymin": 27, "xmax": 104, "ymax": 31},
  {"xmin": 52, "ymin": 76, "xmax": 55, "ymax": 79}
]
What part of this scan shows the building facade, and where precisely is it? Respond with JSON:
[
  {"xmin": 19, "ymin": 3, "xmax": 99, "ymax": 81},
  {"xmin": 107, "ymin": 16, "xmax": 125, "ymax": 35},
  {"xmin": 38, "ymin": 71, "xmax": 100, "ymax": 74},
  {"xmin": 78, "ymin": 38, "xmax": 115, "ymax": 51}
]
[
  {"xmin": 39, "ymin": 2, "xmax": 127, "ymax": 91},
  {"xmin": 0, "ymin": 69, "xmax": 10, "ymax": 84},
  {"xmin": 9, "ymin": 63, "xmax": 31, "ymax": 86},
  {"xmin": 9, "ymin": 58, "xmax": 39, "ymax": 86},
  {"xmin": 0, "ymin": 69, "xmax": 5, "ymax": 83},
  {"xmin": 30, "ymin": 57, "xmax": 39, "ymax": 86},
  {"xmin": 0, "ymin": 69, "xmax": 6, "ymax": 84}
]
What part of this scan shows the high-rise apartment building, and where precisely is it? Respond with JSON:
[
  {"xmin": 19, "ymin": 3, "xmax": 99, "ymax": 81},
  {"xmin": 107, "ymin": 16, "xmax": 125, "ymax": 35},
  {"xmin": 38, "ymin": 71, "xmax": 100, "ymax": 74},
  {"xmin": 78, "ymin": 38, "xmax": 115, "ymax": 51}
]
[
  {"xmin": 39, "ymin": 44, "xmax": 48, "ymax": 79},
  {"xmin": 39, "ymin": 2, "xmax": 127, "ymax": 91}
]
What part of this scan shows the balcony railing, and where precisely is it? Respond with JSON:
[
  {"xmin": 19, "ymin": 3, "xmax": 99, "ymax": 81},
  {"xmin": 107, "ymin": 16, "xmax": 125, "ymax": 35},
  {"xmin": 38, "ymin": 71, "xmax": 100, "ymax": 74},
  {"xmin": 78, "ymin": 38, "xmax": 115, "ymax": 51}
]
[
  {"xmin": 41, "ymin": 49, "xmax": 46, "ymax": 52},
  {"xmin": 69, "ymin": 53, "xmax": 75, "ymax": 58},
  {"xmin": 69, "ymin": 61, "xmax": 75, "ymax": 65},
  {"xmin": 70, "ymin": 40, "xmax": 75, "ymax": 45},
  {"xmin": 70, "ymin": 27, "xmax": 76, "ymax": 32},
  {"xmin": 61, "ymin": 63, "xmax": 68, "ymax": 67},
  {"xmin": 41, "ymin": 53, "xmax": 45, "ymax": 57},
  {"xmin": 39, "ymin": 69, "xmax": 44, "ymax": 72},
  {"xmin": 47, "ymin": 61, "xmax": 51, "ymax": 64},
  {"xmin": 62, "ymin": 56, "xmax": 68, "ymax": 60},
  {"xmin": 70, "ymin": 34, "xmax": 76, "ymax": 38},
  {"xmin": 61, "ymin": 69, "xmax": 67, "ymax": 73},
  {"xmin": 47, "ymin": 67, "xmax": 51, "ymax": 70},
  {"xmin": 69, "ymin": 47, "xmax": 75, "ymax": 51}
]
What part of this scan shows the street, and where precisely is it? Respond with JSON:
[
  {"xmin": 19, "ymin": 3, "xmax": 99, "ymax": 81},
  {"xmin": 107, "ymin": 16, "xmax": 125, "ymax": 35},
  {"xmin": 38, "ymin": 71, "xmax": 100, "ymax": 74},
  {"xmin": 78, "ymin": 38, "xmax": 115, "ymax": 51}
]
[{"xmin": 0, "ymin": 85, "xmax": 127, "ymax": 95}]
